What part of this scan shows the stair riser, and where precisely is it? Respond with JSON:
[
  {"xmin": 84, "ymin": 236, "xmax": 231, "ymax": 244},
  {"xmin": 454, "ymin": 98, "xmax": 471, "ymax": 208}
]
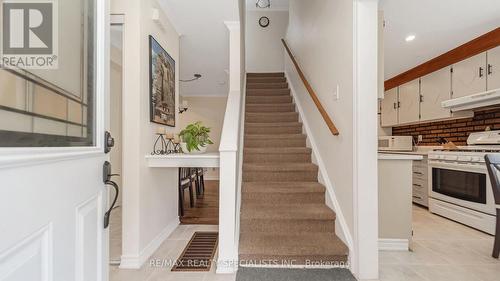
[
  {"xmin": 245, "ymin": 114, "xmax": 298, "ymax": 123},
  {"xmin": 246, "ymin": 126, "xmax": 302, "ymax": 134},
  {"xmin": 244, "ymin": 138, "xmax": 306, "ymax": 148},
  {"xmin": 240, "ymin": 219, "xmax": 334, "ymax": 233},
  {"xmin": 247, "ymin": 77, "xmax": 287, "ymax": 83},
  {"xmin": 242, "ymin": 192, "xmax": 324, "ymax": 204},
  {"xmin": 243, "ymin": 171, "xmax": 317, "ymax": 182},
  {"xmin": 246, "ymin": 96, "xmax": 293, "ymax": 104},
  {"xmin": 244, "ymin": 153, "xmax": 311, "ymax": 163},
  {"xmin": 247, "ymin": 73, "xmax": 285, "ymax": 78},
  {"xmin": 247, "ymin": 83, "xmax": 288, "ymax": 89},
  {"xmin": 246, "ymin": 89, "xmax": 290, "ymax": 96},
  {"xmin": 245, "ymin": 105, "xmax": 295, "ymax": 113}
]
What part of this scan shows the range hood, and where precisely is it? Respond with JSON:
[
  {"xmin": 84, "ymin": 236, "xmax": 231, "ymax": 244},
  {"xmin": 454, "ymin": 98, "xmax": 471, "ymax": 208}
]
[{"xmin": 442, "ymin": 88, "xmax": 500, "ymax": 111}]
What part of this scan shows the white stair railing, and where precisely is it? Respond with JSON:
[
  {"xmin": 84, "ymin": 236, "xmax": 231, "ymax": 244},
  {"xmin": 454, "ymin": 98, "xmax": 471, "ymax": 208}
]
[{"xmin": 217, "ymin": 21, "xmax": 242, "ymax": 274}]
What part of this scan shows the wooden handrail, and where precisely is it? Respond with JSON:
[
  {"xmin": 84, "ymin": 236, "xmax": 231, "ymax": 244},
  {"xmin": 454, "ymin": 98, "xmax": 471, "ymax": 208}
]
[{"xmin": 281, "ymin": 39, "xmax": 339, "ymax": 136}]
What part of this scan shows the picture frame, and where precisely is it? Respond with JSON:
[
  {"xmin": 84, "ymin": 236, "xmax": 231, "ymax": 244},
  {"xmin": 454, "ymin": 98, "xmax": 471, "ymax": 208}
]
[{"xmin": 149, "ymin": 35, "xmax": 176, "ymax": 127}]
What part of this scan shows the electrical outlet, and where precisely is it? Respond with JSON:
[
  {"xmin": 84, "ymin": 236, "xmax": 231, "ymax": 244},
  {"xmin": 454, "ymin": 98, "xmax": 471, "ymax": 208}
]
[{"xmin": 418, "ymin": 135, "xmax": 423, "ymax": 142}]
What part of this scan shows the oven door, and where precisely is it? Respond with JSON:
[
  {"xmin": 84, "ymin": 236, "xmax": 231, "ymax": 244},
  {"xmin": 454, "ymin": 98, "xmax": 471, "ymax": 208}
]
[{"xmin": 428, "ymin": 160, "xmax": 496, "ymax": 215}]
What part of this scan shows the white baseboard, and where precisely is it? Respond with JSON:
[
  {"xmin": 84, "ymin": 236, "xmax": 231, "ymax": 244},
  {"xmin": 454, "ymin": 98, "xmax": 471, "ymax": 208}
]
[
  {"xmin": 216, "ymin": 260, "xmax": 239, "ymax": 274},
  {"xmin": 378, "ymin": 239, "xmax": 409, "ymax": 251},
  {"xmin": 119, "ymin": 220, "xmax": 179, "ymax": 269}
]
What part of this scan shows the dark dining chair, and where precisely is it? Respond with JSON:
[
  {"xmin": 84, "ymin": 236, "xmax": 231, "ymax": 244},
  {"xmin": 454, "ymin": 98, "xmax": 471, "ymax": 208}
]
[
  {"xmin": 178, "ymin": 168, "xmax": 195, "ymax": 217},
  {"xmin": 195, "ymin": 168, "xmax": 205, "ymax": 198},
  {"xmin": 485, "ymin": 154, "xmax": 500, "ymax": 259}
]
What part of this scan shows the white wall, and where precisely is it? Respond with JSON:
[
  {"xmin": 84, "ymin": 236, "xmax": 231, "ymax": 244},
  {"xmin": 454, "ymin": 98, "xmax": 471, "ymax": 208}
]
[
  {"xmin": 178, "ymin": 96, "xmax": 228, "ymax": 179},
  {"xmin": 286, "ymin": 0, "xmax": 355, "ymax": 232},
  {"xmin": 246, "ymin": 10, "xmax": 288, "ymax": 72},
  {"xmin": 111, "ymin": 0, "xmax": 180, "ymax": 268}
]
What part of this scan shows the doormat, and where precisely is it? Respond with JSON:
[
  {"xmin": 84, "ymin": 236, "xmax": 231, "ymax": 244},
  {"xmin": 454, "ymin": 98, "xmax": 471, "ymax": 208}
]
[{"xmin": 171, "ymin": 232, "xmax": 218, "ymax": 272}]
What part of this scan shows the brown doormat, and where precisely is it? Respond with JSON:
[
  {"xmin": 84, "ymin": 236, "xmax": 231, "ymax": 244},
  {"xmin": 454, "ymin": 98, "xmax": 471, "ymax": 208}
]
[{"xmin": 171, "ymin": 232, "xmax": 218, "ymax": 272}]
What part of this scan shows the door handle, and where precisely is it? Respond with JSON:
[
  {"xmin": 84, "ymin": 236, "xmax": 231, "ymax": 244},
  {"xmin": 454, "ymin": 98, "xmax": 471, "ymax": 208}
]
[
  {"xmin": 488, "ymin": 64, "xmax": 493, "ymax": 75},
  {"xmin": 479, "ymin": 67, "xmax": 484, "ymax": 78},
  {"xmin": 103, "ymin": 161, "xmax": 119, "ymax": 229}
]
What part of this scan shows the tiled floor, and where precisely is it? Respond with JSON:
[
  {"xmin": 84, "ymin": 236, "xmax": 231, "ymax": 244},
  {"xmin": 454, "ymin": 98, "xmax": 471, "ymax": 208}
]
[
  {"xmin": 379, "ymin": 205, "xmax": 500, "ymax": 281},
  {"xmin": 110, "ymin": 224, "xmax": 235, "ymax": 281},
  {"xmin": 110, "ymin": 206, "xmax": 500, "ymax": 281}
]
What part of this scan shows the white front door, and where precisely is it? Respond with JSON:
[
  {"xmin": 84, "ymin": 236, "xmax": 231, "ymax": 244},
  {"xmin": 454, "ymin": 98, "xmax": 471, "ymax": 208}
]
[{"xmin": 0, "ymin": 0, "xmax": 110, "ymax": 280}]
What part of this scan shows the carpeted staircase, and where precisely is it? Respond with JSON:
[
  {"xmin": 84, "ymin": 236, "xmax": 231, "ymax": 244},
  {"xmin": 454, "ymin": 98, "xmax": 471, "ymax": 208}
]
[{"xmin": 239, "ymin": 72, "xmax": 349, "ymax": 266}]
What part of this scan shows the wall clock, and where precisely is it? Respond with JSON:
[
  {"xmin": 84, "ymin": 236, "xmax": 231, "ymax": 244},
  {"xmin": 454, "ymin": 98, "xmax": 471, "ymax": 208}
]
[{"xmin": 259, "ymin": 16, "xmax": 270, "ymax": 28}]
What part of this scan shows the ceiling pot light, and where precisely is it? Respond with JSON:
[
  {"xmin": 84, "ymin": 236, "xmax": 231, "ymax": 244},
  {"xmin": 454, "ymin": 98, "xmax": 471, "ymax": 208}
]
[{"xmin": 405, "ymin": 34, "xmax": 416, "ymax": 42}]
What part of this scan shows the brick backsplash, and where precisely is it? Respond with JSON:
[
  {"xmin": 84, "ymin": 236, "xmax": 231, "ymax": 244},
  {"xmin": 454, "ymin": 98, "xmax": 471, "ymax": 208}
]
[{"xmin": 392, "ymin": 108, "xmax": 500, "ymax": 146}]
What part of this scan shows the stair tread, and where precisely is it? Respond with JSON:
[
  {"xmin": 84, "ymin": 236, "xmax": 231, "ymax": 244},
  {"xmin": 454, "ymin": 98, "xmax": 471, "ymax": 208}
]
[
  {"xmin": 246, "ymin": 122, "xmax": 302, "ymax": 127},
  {"xmin": 241, "ymin": 203, "xmax": 335, "ymax": 220},
  {"xmin": 239, "ymin": 232, "xmax": 348, "ymax": 257},
  {"xmin": 244, "ymin": 134, "xmax": 306, "ymax": 140},
  {"xmin": 242, "ymin": 182, "xmax": 325, "ymax": 193},
  {"xmin": 243, "ymin": 163, "xmax": 317, "ymax": 172},
  {"xmin": 244, "ymin": 147, "xmax": 311, "ymax": 154},
  {"xmin": 247, "ymin": 72, "xmax": 285, "ymax": 77},
  {"xmin": 246, "ymin": 112, "xmax": 297, "ymax": 116}
]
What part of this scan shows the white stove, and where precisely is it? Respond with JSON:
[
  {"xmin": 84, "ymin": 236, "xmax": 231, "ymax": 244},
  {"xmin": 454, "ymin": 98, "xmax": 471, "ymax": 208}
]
[{"xmin": 428, "ymin": 131, "xmax": 500, "ymax": 235}]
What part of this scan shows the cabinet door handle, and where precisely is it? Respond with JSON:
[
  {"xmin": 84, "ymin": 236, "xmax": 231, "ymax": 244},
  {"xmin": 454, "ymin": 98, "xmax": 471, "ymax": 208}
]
[
  {"xmin": 413, "ymin": 195, "xmax": 422, "ymax": 200},
  {"xmin": 479, "ymin": 67, "xmax": 484, "ymax": 78},
  {"xmin": 393, "ymin": 102, "xmax": 397, "ymax": 109},
  {"xmin": 398, "ymin": 101, "xmax": 401, "ymax": 108},
  {"xmin": 488, "ymin": 64, "xmax": 493, "ymax": 75},
  {"xmin": 413, "ymin": 184, "xmax": 423, "ymax": 188},
  {"xmin": 420, "ymin": 95, "xmax": 424, "ymax": 103}
]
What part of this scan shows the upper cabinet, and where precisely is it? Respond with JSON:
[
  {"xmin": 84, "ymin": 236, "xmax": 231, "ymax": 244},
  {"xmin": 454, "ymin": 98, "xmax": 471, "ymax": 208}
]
[
  {"xmin": 398, "ymin": 79, "xmax": 420, "ymax": 124},
  {"xmin": 381, "ymin": 87, "xmax": 398, "ymax": 127},
  {"xmin": 420, "ymin": 67, "xmax": 452, "ymax": 121},
  {"xmin": 487, "ymin": 46, "xmax": 500, "ymax": 91},
  {"xmin": 452, "ymin": 52, "xmax": 487, "ymax": 99}
]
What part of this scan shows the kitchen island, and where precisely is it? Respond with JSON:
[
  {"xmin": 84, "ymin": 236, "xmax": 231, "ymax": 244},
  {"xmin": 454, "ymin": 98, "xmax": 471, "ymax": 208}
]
[{"xmin": 378, "ymin": 153, "xmax": 423, "ymax": 251}]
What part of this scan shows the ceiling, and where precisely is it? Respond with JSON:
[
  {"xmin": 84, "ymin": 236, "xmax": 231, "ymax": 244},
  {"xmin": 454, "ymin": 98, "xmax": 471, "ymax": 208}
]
[
  {"xmin": 246, "ymin": 0, "xmax": 289, "ymax": 11},
  {"xmin": 159, "ymin": 0, "xmax": 239, "ymax": 96},
  {"xmin": 381, "ymin": 0, "xmax": 500, "ymax": 80}
]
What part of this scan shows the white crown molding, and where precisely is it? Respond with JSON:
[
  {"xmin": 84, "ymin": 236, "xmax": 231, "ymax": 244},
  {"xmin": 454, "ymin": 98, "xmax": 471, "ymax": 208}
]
[{"xmin": 224, "ymin": 21, "xmax": 240, "ymax": 31}]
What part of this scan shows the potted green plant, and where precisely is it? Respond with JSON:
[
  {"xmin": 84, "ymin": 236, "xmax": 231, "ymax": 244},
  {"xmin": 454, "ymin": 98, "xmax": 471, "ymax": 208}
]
[{"xmin": 178, "ymin": 121, "xmax": 214, "ymax": 154}]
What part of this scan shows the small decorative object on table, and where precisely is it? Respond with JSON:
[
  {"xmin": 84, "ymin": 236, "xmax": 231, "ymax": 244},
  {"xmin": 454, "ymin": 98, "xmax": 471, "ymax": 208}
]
[
  {"xmin": 151, "ymin": 127, "xmax": 180, "ymax": 155},
  {"xmin": 178, "ymin": 121, "xmax": 214, "ymax": 154}
]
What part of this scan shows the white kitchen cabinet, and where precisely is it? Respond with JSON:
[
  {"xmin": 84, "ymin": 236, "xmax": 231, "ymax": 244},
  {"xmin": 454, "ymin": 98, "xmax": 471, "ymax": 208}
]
[
  {"xmin": 452, "ymin": 52, "xmax": 487, "ymax": 99},
  {"xmin": 487, "ymin": 46, "xmax": 500, "ymax": 91},
  {"xmin": 381, "ymin": 87, "xmax": 398, "ymax": 127},
  {"xmin": 420, "ymin": 67, "xmax": 452, "ymax": 121},
  {"xmin": 398, "ymin": 79, "xmax": 420, "ymax": 124}
]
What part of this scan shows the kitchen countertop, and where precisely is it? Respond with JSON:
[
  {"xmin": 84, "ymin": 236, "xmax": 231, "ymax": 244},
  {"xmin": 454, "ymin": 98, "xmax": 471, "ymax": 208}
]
[
  {"xmin": 378, "ymin": 153, "xmax": 424, "ymax": 160},
  {"xmin": 378, "ymin": 146, "xmax": 441, "ymax": 156}
]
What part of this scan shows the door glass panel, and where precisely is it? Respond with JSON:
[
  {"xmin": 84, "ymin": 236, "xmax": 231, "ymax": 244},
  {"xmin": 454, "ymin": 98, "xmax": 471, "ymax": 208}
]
[
  {"xmin": 432, "ymin": 168, "xmax": 486, "ymax": 204},
  {"xmin": 0, "ymin": 0, "xmax": 95, "ymax": 147}
]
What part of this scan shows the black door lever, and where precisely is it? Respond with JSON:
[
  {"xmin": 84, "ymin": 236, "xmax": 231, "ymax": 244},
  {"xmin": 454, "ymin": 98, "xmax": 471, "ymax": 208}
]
[{"xmin": 103, "ymin": 161, "xmax": 119, "ymax": 229}]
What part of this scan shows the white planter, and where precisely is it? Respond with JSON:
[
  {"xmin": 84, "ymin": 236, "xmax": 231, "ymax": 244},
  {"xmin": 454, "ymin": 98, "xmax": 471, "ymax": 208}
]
[{"xmin": 180, "ymin": 143, "xmax": 208, "ymax": 154}]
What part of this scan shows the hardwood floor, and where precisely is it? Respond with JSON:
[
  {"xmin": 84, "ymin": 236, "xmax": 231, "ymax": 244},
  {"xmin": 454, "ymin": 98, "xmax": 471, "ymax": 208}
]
[{"xmin": 180, "ymin": 180, "xmax": 219, "ymax": 225}]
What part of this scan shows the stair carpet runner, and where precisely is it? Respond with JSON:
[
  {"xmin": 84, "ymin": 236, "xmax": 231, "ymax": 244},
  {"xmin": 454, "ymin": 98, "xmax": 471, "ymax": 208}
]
[{"xmin": 239, "ymin": 72, "xmax": 349, "ymax": 267}]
